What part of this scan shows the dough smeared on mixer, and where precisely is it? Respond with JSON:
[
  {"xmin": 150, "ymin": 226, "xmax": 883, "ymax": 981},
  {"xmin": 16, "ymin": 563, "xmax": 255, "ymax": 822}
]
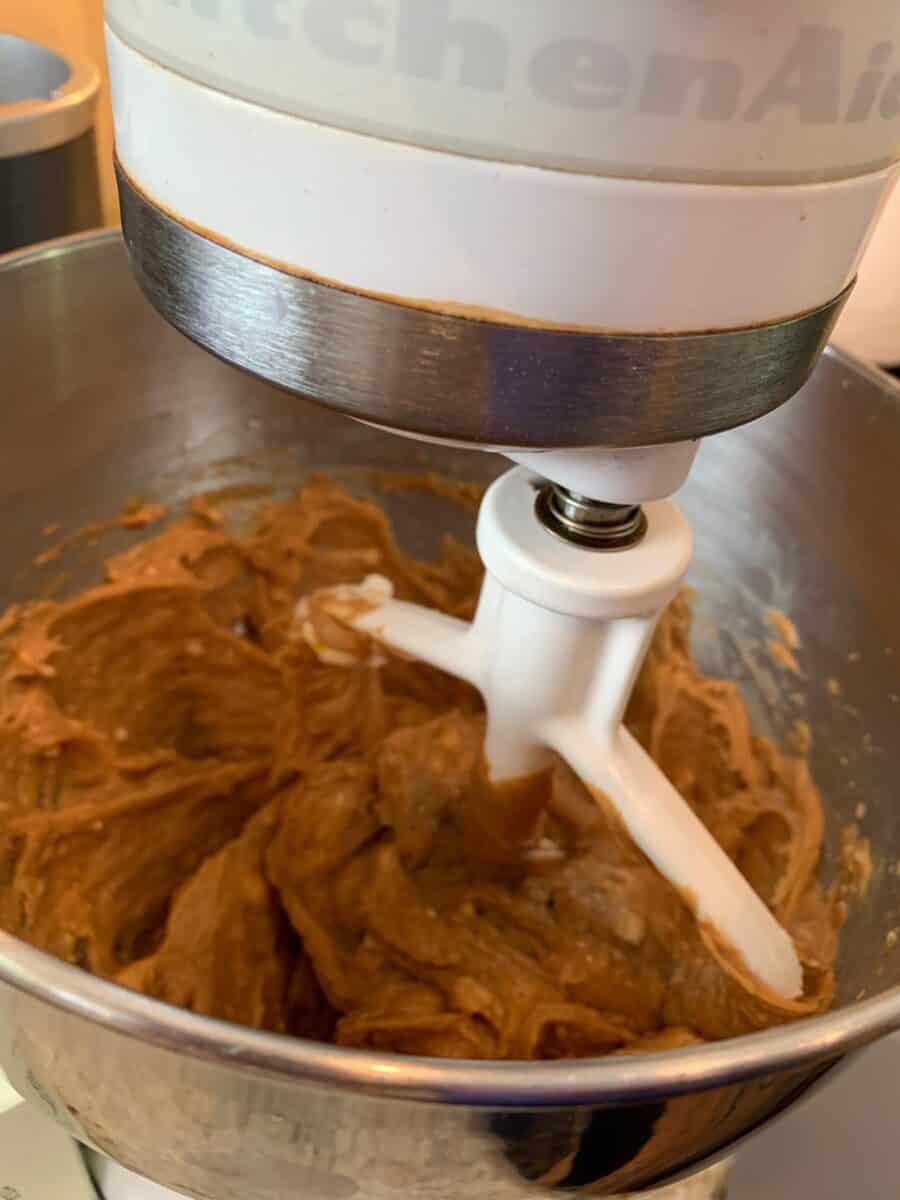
[{"xmin": 0, "ymin": 477, "xmax": 848, "ymax": 1059}]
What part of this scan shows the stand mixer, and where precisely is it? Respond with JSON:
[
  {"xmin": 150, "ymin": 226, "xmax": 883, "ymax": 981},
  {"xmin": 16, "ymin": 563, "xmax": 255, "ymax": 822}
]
[
  {"xmin": 3, "ymin": 2, "xmax": 900, "ymax": 1199},
  {"xmin": 105, "ymin": 0, "xmax": 900, "ymax": 999}
]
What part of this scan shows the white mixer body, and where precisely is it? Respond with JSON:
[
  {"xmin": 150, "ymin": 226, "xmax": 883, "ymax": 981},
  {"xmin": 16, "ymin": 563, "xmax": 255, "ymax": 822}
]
[
  {"xmin": 106, "ymin": 0, "xmax": 900, "ymax": 495},
  {"xmin": 106, "ymin": 0, "xmax": 900, "ymax": 334}
]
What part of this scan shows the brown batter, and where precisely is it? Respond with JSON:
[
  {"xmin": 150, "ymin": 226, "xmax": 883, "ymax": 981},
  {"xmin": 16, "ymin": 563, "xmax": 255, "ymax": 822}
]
[{"xmin": 0, "ymin": 476, "xmax": 845, "ymax": 1058}]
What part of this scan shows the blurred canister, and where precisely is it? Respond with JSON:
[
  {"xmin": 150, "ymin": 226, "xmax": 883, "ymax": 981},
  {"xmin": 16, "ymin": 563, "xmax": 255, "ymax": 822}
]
[{"xmin": 0, "ymin": 33, "xmax": 102, "ymax": 253}]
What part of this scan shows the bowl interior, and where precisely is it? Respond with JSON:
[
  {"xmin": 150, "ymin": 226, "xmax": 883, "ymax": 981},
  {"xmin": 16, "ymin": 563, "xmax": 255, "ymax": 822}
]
[{"xmin": 1, "ymin": 232, "xmax": 899, "ymax": 1018}]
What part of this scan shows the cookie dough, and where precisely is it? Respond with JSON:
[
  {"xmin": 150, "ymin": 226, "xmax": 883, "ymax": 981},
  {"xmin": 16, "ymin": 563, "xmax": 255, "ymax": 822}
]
[{"xmin": 0, "ymin": 477, "xmax": 842, "ymax": 1059}]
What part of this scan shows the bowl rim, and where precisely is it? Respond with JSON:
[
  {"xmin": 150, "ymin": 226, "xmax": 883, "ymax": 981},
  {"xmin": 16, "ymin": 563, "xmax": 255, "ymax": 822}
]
[
  {"xmin": 2, "ymin": 229, "xmax": 900, "ymax": 1108},
  {"xmin": 0, "ymin": 225, "xmax": 113, "ymax": 271},
  {"xmin": 2, "ymin": 930, "xmax": 900, "ymax": 1107}
]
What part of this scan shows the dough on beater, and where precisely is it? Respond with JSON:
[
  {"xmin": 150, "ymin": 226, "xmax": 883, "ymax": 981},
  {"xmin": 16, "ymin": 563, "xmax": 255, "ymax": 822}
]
[{"xmin": 0, "ymin": 475, "xmax": 847, "ymax": 1058}]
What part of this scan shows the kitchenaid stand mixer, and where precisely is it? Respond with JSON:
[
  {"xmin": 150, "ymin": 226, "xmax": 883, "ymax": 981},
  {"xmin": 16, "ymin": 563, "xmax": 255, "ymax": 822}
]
[
  {"xmin": 106, "ymin": 0, "xmax": 900, "ymax": 1004},
  {"xmin": 30, "ymin": 1, "xmax": 900, "ymax": 1197}
]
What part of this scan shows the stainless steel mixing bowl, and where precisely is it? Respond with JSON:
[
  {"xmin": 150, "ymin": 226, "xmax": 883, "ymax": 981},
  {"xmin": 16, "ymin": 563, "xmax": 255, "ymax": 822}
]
[{"xmin": 2, "ymin": 230, "xmax": 900, "ymax": 1200}]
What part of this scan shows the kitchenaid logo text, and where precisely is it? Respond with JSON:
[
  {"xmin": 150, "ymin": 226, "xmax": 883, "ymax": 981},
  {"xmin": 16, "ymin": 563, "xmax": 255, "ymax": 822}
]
[{"xmin": 149, "ymin": 0, "xmax": 900, "ymax": 123}]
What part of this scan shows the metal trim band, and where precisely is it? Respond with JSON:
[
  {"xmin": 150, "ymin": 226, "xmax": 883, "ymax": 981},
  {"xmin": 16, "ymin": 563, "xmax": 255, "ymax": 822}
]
[{"xmin": 118, "ymin": 167, "xmax": 852, "ymax": 450}]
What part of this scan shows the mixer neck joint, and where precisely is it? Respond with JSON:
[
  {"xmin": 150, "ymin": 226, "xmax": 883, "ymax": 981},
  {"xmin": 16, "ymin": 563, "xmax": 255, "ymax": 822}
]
[{"xmin": 536, "ymin": 483, "xmax": 648, "ymax": 550}]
